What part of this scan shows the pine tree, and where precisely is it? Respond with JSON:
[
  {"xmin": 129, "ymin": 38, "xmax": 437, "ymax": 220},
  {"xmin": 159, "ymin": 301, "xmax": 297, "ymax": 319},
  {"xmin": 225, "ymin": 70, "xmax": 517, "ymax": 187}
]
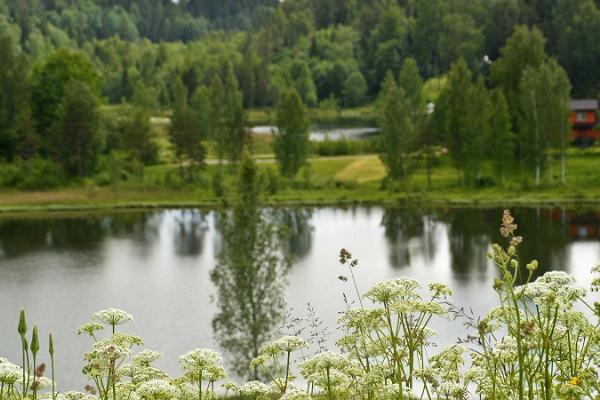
[{"xmin": 274, "ymin": 88, "xmax": 310, "ymax": 178}]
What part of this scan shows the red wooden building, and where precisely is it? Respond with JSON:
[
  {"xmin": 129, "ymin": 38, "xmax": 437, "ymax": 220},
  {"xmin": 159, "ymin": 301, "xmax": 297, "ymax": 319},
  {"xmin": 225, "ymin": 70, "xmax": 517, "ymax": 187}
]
[{"xmin": 570, "ymin": 99, "xmax": 599, "ymax": 146}]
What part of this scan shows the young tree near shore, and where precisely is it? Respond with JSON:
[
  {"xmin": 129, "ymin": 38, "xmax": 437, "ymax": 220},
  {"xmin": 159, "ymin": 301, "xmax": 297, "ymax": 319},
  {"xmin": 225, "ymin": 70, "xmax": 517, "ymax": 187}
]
[
  {"xmin": 274, "ymin": 88, "xmax": 310, "ymax": 178},
  {"xmin": 378, "ymin": 71, "xmax": 413, "ymax": 181}
]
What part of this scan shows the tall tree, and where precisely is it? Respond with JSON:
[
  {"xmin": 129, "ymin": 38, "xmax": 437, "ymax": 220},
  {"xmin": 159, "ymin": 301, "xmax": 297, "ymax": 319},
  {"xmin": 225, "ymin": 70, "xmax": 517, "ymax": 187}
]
[
  {"xmin": 487, "ymin": 89, "xmax": 514, "ymax": 184},
  {"xmin": 120, "ymin": 106, "xmax": 157, "ymax": 176},
  {"xmin": 518, "ymin": 59, "xmax": 570, "ymax": 186},
  {"xmin": 549, "ymin": 0, "xmax": 600, "ymax": 97},
  {"xmin": 51, "ymin": 80, "xmax": 101, "ymax": 177},
  {"xmin": 31, "ymin": 49, "xmax": 101, "ymax": 141},
  {"xmin": 490, "ymin": 25, "xmax": 547, "ymax": 123},
  {"xmin": 169, "ymin": 103, "xmax": 204, "ymax": 176},
  {"xmin": 218, "ymin": 63, "xmax": 247, "ymax": 164},
  {"xmin": 398, "ymin": 57, "xmax": 424, "ymax": 124},
  {"xmin": 274, "ymin": 88, "xmax": 310, "ymax": 178},
  {"xmin": 0, "ymin": 34, "xmax": 30, "ymax": 160},
  {"xmin": 378, "ymin": 71, "xmax": 413, "ymax": 181},
  {"xmin": 435, "ymin": 59, "xmax": 490, "ymax": 183}
]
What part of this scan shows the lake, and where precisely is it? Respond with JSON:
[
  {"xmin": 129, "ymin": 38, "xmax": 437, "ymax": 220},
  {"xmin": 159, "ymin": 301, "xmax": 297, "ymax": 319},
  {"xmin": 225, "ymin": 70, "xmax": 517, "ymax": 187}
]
[
  {"xmin": 250, "ymin": 124, "xmax": 379, "ymax": 141},
  {"xmin": 1, "ymin": 206, "xmax": 598, "ymax": 390}
]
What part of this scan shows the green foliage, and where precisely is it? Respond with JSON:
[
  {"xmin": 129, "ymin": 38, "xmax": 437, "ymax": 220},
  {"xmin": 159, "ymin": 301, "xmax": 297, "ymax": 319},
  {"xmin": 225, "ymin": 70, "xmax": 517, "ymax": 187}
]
[
  {"xmin": 31, "ymin": 49, "xmax": 102, "ymax": 138},
  {"xmin": 490, "ymin": 25, "xmax": 547, "ymax": 122},
  {"xmin": 435, "ymin": 59, "xmax": 490, "ymax": 183},
  {"xmin": 274, "ymin": 88, "xmax": 310, "ymax": 178},
  {"xmin": 0, "ymin": 34, "xmax": 29, "ymax": 160},
  {"xmin": 518, "ymin": 59, "xmax": 571, "ymax": 186},
  {"xmin": 0, "ymin": 157, "xmax": 67, "ymax": 189},
  {"xmin": 51, "ymin": 80, "xmax": 102, "ymax": 178},
  {"xmin": 488, "ymin": 89, "xmax": 514, "ymax": 183},
  {"xmin": 378, "ymin": 71, "xmax": 413, "ymax": 181}
]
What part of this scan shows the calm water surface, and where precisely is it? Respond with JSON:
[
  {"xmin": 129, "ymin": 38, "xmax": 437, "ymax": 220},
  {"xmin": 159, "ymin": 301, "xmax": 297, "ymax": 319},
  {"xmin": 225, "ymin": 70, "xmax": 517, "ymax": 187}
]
[{"xmin": 1, "ymin": 207, "xmax": 599, "ymax": 389}]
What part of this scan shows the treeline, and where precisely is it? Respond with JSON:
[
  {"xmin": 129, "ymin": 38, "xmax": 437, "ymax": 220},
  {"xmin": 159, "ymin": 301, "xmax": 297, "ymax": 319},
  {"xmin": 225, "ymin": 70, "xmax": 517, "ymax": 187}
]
[
  {"xmin": 0, "ymin": 0, "xmax": 599, "ymax": 110},
  {"xmin": 379, "ymin": 26, "xmax": 572, "ymax": 188}
]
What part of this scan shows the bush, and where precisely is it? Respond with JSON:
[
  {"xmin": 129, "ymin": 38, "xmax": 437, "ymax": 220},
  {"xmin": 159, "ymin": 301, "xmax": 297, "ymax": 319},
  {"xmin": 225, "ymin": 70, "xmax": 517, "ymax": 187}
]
[
  {"xmin": 93, "ymin": 151, "xmax": 140, "ymax": 186},
  {"xmin": 0, "ymin": 158, "xmax": 67, "ymax": 189}
]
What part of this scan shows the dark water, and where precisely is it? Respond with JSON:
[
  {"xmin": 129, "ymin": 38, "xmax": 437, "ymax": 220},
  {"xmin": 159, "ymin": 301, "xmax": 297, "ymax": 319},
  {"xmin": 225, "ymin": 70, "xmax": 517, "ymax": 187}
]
[{"xmin": 1, "ymin": 207, "xmax": 599, "ymax": 389}]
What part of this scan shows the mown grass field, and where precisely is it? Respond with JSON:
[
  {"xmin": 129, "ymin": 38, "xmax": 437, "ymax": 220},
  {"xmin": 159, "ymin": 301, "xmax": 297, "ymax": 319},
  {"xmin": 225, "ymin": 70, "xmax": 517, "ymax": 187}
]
[{"xmin": 2, "ymin": 148, "xmax": 600, "ymax": 214}]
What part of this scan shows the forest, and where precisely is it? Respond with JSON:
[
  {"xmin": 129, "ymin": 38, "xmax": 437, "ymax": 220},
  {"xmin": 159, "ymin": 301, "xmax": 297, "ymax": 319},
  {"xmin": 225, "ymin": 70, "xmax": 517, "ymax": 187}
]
[{"xmin": 0, "ymin": 0, "xmax": 599, "ymax": 199}]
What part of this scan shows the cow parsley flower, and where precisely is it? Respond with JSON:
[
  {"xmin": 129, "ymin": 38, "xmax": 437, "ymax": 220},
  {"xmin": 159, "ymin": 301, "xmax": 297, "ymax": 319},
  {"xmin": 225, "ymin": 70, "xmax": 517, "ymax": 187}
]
[
  {"xmin": 76, "ymin": 322, "xmax": 104, "ymax": 338},
  {"xmin": 133, "ymin": 349, "xmax": 162, "ymax": 367},
  {"xmin": 492, "ymin": 336, "xmax": 518, "ymax": 363},
  {"xmin": 0, "ymin": 361, "xmax": 22, "ymax": 385},
  {"xmin": 238, "ymin": 381, "xmax": 270, "ymax": 398},
  {"xmin": 273, "ymin": 335, "xmax": 307, "ymax": 353},
  {"xmin": 280, "ymin": 389, "xmax": 312, "ymax": 399},
  {"xmin": 364, "ymin": 278, "xmax": 421, "ymax": 304},
  {"xmin": 61, "ymin": 391, "xmax": 98, "ymax": 400},
  {"xmin": 179, "ymin": 348, "xmax": 222, "ymax": 372},
  {"xmin": 136, "ymin": 379, "xmax": 177, "ymax": 400},
  {"xmin": 94, "ymin": 308, "xmax": 133, "ymax": 328}
]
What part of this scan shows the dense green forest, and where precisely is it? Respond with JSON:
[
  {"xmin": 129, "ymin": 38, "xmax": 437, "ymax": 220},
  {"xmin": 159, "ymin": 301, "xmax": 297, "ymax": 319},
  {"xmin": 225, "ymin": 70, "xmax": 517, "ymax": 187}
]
[{"xmin": 0, "ymin": 0, "xmax": 599, "ymax": 193}]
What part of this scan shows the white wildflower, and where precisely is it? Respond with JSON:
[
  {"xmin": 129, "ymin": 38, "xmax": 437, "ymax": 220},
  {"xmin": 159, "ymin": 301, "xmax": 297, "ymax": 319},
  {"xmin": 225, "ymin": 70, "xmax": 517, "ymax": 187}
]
[
  {"xmin": 136, "ymin": 379, "xmax": 177, "ymax": 400},
  {"xmin": 94, "ymin": 308, "xmax": 133, "ymax": 327}
]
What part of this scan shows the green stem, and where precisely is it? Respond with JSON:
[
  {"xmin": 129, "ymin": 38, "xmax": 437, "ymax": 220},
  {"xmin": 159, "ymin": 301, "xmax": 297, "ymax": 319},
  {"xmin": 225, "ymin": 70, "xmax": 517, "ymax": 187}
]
[{"xmin": 283, "ymin": 351, "xmax": 291, "ymax": 393}]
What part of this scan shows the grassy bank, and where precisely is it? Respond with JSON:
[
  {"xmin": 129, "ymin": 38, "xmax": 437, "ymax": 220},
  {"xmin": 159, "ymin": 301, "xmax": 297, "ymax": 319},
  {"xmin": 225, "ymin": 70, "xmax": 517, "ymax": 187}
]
[{"xmin": 2, "ymin": 151, "xmax": 600, "ymax": 214}]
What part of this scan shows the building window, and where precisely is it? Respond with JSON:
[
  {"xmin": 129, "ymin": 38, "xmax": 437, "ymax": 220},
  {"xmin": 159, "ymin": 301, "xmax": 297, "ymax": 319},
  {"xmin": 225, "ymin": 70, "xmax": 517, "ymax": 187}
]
[{"xmin": 576, "ymin": 111, "xmax": 588, "ymax": 122}]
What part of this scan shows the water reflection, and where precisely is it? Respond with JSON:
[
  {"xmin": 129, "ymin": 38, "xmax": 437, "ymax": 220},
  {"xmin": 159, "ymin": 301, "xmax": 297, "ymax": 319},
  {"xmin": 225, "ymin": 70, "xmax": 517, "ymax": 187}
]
[
  {"xmin": 381, "ymin": 208, "xmax": 437, "ymax": 268},
  {"xmin": 272, "ymin": 208, "xmax": 314, "ymax": 260},
  {"xmin": 1, "ymin": 205, "xmax": 600, "ymax": 388},
  {"xmin": 211, "ymin": 203, "xmax": 291, "ymax": 378},
  {"xmin": 0, "ymin": 217, "xmax": 107, "ymax": 257},
  {"xmin": 172, "ymin": 210, "xmax": 208, "ymax": 256}
]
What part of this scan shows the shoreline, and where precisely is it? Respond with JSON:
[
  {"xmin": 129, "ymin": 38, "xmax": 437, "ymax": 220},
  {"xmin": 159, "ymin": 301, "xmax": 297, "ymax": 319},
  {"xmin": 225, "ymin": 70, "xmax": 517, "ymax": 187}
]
[{"xmin": 1, "ymin": 192, "xmax": 600, "ymax": 217}]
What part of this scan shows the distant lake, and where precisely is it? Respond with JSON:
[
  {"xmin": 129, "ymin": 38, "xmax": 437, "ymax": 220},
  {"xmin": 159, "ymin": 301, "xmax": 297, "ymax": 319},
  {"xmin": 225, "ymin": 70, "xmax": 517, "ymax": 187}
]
[
  {"xmin": 250, "ymin": 124, "xmax": 379, "ymax": 141},
  {"xmin": 1, "ymin": 207, "xmax": 599, "ymax": 390}
]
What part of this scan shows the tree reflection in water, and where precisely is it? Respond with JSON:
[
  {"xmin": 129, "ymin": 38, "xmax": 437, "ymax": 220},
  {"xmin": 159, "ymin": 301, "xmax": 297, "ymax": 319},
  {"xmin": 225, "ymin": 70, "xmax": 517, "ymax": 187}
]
[
  {"xmin": 271, "ymin": 208, "xmax": 314, "ymax": 260},
  {"xmin": 381, "ymin": 207, "xmax": 438, "ymax": 268},
  {"xmin": 172, "ymin": 209, "xmax": 208, "ymax": 256},
  {"xmin": 210, "ymin": 158, "xmax": 292, "ymax": 380}
]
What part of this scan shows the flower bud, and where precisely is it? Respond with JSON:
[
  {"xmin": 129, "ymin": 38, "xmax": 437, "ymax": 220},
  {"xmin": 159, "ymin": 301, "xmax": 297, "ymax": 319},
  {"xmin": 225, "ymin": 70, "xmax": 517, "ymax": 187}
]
[
  {"xmin": 510, "ymin": 259, "xmax": 519, "ymax": 269},
  {"xmin": 526, "ymin": 260, "xmax": 539, "ymax": 272},
  {"xmin": 49, "ymin": 334, "xmax": 54, "ymax": 356},
  {"xmin": 31, "ymin": 325, "xmax": 40, "ymax": 355},
  {"xmin": 507, "ymin": 245, "xmax": 516, "ymax": 256},
  {"xmin": 18, "ymin": 309, "xmax": 27, "ymax": 336}
]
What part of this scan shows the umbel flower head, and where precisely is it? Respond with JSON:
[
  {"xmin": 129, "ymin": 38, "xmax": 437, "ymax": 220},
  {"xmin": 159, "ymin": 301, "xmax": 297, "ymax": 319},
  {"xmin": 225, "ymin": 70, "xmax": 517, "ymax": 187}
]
[
  {"xmin": 238, "ymin": 381, "xmax": 270, "ymax": 398},
  {"xmin": 94, "ymin": 308, "xmax": 133, "ymax": 328},
  {"xmin": 136, "ymin": 379, "xmax": 178, "ymax": 400},
  {"xmin": 0, "ymin": 360, "xmax": 22, "ymax": 385}
]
